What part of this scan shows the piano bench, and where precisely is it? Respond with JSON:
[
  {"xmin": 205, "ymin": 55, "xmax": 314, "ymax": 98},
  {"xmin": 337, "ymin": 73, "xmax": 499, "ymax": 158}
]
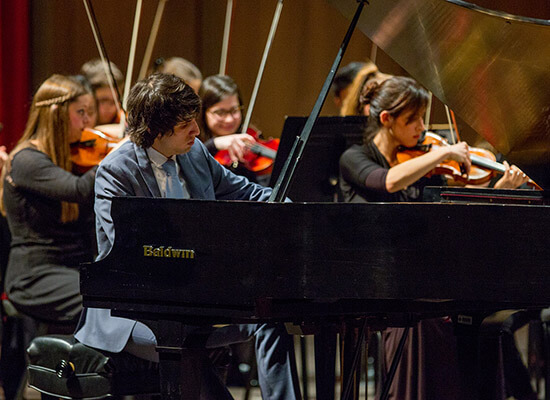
[{"xmin": 26, "ymin": 334, "xmax": 159, "ymax": 399}]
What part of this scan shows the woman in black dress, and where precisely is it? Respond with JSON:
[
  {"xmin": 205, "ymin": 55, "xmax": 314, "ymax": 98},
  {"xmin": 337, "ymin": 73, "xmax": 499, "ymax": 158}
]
[
  {"xmin": 339, "ymin": 76, "xmax": 531, "ymax": 400},
  {"xmin": 0, "ymin": 74, "xmax": 97, "ymax": 324}
]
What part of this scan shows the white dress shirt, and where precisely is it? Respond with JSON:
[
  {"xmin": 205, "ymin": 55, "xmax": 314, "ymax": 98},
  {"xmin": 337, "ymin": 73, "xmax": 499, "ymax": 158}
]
[{"xmin": 146, "ymin": 147, "xmax": 190, "ymax": 198}]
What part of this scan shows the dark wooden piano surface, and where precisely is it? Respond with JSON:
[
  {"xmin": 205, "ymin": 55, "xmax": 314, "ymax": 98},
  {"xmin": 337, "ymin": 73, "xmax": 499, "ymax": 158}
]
[{"xmin": 81, "ymin": 195, "xmax": 550, "ymax": 325}]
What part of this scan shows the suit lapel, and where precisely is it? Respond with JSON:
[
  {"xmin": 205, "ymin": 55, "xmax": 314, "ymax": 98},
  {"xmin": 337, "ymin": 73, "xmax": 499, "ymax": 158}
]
[{"xmin": 133, "ymin": 143, "xmax": 162, "ymax": 197}]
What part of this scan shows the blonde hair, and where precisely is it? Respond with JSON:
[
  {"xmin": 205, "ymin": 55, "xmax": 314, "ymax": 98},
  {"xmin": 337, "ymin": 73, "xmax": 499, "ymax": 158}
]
[
  {"xmin": 81, "ymin": 58, "xmax": 124, "ymax": 91},
  {"xmin": 340, "ymin": 61, "xmax": 391, "ymax": 116},
  {"xmin": 157, "ymin": 57, "xmax": 202, "ymax": 84},
  {"xmin": 0, "ymin": 74, "xmax": 89, "ymax": 222}
]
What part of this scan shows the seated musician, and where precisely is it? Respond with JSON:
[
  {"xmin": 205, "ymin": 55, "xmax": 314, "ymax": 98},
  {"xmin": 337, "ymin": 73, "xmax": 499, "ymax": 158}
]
[
  {"xmin": 332, "ymin": 61, "xmax": 366, "ymax": 111},
  {"xmin": 72, "ymin": 74, "xmax": 99, "ymax": 127},
  {"xmin": 74, "ymin": 73, "xmax": 301, "ymax": 400},
  {"xmin": 80, "ymin": 58, "xmax": 124, "ymax": 128},
  {"xmin": 0, "ymin": 74, "xmax": 96, "ymax": 325},
  {"xmin": 339, "ymin": 60, "xmax": 392, "ymax": 117},
  {"xmin": 198, "ymin": 74, "xmax": 264, "ymax": 184},
  {"xmin": 155, "ymin": 56, "xmax": 203, "ymax": 94},
  {"xmin": 339, "ymin": 76, "xmax": 532, "ymax": 399}
]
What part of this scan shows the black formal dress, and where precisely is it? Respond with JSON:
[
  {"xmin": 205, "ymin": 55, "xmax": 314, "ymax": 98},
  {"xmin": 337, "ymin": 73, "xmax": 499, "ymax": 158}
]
[
  {"xmin": 340, "ymin": 140, "xmax": 462, "ymax": 400},
  {"xmin": 2, "ymin": 147, "xmax": 96, "ymax": 323}
]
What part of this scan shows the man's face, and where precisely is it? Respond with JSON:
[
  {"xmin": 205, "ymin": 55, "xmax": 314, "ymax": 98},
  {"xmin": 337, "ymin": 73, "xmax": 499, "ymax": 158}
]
[{"xmin": 152, "ymin": 119, "xmax": 200, "ymax": 157}]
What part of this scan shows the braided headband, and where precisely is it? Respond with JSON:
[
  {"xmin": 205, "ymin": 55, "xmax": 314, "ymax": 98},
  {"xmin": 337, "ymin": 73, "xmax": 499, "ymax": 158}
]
[{"xmin": 35, "ymin": 93, "xmax": 73, "ymax": 108}]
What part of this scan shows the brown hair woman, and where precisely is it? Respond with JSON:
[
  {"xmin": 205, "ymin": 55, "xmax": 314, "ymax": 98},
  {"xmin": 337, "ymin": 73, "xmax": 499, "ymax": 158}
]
[{"xmin": 0, "ymin": 74, "xmax": 96, "ymax": 324}]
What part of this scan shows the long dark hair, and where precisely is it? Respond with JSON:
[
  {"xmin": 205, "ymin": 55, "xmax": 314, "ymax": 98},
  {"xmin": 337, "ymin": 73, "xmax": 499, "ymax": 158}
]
[
  {"xmin": 360, "ymin": 76, "xmax": 429, "ymax": 142},
  {"xmin": 198, "ymin": 75, "xmax": 243, "ymax": 141}
]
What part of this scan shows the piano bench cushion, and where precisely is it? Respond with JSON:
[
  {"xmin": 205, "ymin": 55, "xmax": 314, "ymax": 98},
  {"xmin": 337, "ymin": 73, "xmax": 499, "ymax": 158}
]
[{"xmin": 27, "ymin": 334, "xmax": 159, "ymax": 399}]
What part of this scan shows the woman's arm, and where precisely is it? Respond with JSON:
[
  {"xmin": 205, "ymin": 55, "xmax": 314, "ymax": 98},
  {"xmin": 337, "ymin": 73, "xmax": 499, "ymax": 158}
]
[
  {"xmin": 9, "ymin": 148, "xmax": 96, "ymax": 203},
  {"xmin": 212, "ymin": 133, "xmax": 256, "ymax": 162},
  {"xmin": 385, "ymin": 142, "xmax": 471, "ymax": 193}
]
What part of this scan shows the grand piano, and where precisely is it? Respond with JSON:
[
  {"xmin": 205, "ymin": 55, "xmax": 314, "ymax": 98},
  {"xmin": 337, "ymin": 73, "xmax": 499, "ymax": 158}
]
[{"xmin": 81, "ymin": 0, "xmax": 550, "ymax": 399}]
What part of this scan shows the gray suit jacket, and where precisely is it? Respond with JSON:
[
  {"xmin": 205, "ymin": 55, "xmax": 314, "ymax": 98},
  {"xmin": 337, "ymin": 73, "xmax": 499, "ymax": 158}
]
[{"xmin": 75, "ymin": 139, "xmax": 272, "ymax": 352}]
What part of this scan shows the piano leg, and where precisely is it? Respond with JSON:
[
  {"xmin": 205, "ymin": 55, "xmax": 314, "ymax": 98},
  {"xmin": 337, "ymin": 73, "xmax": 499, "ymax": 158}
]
[
  {"xmin": 314, "ymin": 325, "xmax": 337, "ymax": 400},
  {"xmin": 157, "ymin": 347, "xmax": 202, "ymax": 399},
  {"xmin": 156, "ymin": 320, "xmax": 233, "ymax": 400},
  {"xmin": 341, "ymin": 320, "xmax": 368, "ymax": 400}
]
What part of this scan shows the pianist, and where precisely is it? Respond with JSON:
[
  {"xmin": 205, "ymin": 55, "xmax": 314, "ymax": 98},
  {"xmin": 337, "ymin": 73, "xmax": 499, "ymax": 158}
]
[{"xmin": 74, "ymin": 73, "xmax": 301, "ymax": 400}]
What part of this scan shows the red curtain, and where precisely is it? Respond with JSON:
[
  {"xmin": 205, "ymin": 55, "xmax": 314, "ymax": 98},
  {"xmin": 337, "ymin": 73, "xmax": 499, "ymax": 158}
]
[{"xmin": 0, "ymin": 0, "xmax": 30, "ymax": 151}]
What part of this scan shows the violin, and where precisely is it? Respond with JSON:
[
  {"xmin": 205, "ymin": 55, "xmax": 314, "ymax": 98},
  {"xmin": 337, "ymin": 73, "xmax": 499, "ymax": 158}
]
[
  {"xmin": 214, "ymin": 128, "xmax": 279, "ymax": 175},
  {"xmin": 397, "ymin": 132, "xmax": 542, "ymax": 190},
  {"xmin": 70, "ymin": 127, "xmax": 121, "ymax": 173}
]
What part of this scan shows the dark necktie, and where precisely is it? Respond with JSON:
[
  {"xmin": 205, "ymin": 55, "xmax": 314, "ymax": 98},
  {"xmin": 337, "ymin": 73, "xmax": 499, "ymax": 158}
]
[{"xmin": 161, "ymin": 159, "xmax": 186, "ymax": 199}]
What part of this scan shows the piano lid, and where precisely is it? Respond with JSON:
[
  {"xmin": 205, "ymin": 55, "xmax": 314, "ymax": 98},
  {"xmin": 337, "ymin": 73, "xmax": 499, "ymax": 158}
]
[{"xmin": 326, "ymin": 0, "xmax": 550, "ymax": 165}]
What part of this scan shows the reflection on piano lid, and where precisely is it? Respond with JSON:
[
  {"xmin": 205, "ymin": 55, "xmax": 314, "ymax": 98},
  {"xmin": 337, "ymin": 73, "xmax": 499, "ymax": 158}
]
[{"xmin": 326, "ymin": 0, "xmax": 550, "ymax": 165}]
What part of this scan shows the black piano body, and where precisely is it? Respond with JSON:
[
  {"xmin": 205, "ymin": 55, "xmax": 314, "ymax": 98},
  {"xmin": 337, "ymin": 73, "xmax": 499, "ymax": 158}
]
[
  {"xmin": 80, "ymin": 195, "xmax": 550, "ymax": 398},
  {"xmin": 81, "ymin": 196, "xmax": 550, "ymax": 323}
]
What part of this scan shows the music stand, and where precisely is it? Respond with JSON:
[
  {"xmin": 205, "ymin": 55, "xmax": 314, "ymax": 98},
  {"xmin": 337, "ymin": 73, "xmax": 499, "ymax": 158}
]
[{"xmin": 269, "ymin": 116, "xmax": 367, "ymax": 202}]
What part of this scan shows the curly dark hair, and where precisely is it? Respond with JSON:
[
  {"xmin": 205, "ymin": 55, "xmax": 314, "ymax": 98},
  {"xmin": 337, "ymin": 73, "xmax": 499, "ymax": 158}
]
[{"xmin": 127, "ymin": 73, "xmax": 201, "ymax": 148}]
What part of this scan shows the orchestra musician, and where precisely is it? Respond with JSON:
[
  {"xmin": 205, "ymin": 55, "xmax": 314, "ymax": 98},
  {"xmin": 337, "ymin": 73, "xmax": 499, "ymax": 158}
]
[
  {"xmin": 74, "ymin": 73, "xmax": 302, "ymax": 400},
  {"xmin": 155, "ymin": 56, "xmax": 203, "ymax": 94},
  {"xmin": 332, "ymin": 61, "xmax": 366, "ymax": 111},
  {"xmin": 0, "ymin": 74, "xmax": 96, "ymax": 325},
  {"xmin": 198, "ymin": 74, "xmax": 264, "ymax": 184},
  {"xmin": 339, "ymin": 76, "xmax": 532, "ymax": 399},
  {"xmin": 340, "ymin": 61, "xmax": 391, "ymax": 117},
  {"xmin": 80, "ymin": 58, "xmax": 124, "ymax": 127},
  {"xmin": 72, "ymin": 74, "xmax": 99, "ymax": 128}
]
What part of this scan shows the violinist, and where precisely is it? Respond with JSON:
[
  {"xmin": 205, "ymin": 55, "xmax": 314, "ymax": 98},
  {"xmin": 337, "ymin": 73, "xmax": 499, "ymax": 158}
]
[
  {"xmin": 199, "ymin": 74, "xmax": 264, "ymax": 184},
  {"xmin": 80, "ymin": 58, "xmax": 124, "ymax": 127},
  {"xmin": 155, "ymin": 56, "xmax": 203, "ymax": 94},
  {"xmin": 72, "ymin": 74, "xmax": 99, "ymax": 127},
  {"xmin": 339, "ymin": 76, "xmax": 529, "ymax": 203},
  {"xmin": 339, "ymin": 60, "xmax": 392, "ymax": 117},
  {"xmin": 0, "ymin": 75, "xmax": 96, "ymax": 325},
  {"xmin": 332, "ymin": 61, "xmax": 366, "ymax": 111},
  {"xmin": 339, "ymin": 76, "xmax": 533, "ymax": 400}
]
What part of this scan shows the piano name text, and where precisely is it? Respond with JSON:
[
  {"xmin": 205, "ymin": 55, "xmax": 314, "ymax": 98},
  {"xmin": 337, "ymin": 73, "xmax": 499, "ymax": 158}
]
[{"xmin": 143, "ymin": 245, "xmax": 195, "ymax": 259}]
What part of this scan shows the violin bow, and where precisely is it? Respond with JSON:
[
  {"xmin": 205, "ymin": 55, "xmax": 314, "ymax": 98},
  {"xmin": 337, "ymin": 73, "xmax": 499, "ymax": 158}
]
[
  {"xmin": 424, "ymin": 92, "xmax": 433, "ymax": 129},
  {"xmin": 450, "ymin": 109, "xmax": 461, "ymax": 141},
  {"xmin": 138, "ymin": 0, "xmax": 168, "ymax": 81},
  {"xmin": 241, "ymin": 0, "xmax": 284, "ymax": 134},
  {"xmin": 82, "ymin": 0, "xmax": 124, "ymax": 117},
  {"xmin": 122, "ymin": 0, "xmax": 143, "ymax": 111},
  {"xmin": 444, "ymin": 104, "xmax": 457, "ymax": 144},
  {"xmin": 219, "ymin": 0, "xmax": 235, "ymax": 75}
]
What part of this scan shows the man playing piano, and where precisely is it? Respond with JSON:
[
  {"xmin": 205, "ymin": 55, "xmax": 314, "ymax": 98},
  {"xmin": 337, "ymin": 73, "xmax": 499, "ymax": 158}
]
[{"xmin": 74, "ymin": 73, "xmax": 301, "ymax": 400}]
